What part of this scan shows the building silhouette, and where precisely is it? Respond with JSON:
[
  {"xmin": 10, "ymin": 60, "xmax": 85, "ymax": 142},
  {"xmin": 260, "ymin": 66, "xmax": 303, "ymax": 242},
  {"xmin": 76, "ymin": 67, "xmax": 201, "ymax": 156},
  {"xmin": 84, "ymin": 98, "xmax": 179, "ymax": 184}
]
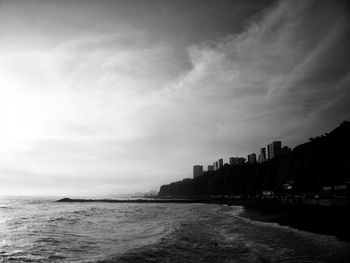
[
  {"xmin": 269, "ymin": 141, "xmax": 282, "ymax": 159},
  {"xmin": 193, "ymin": 165, "xmax": 203, "ymax": 178},
  {"xmin": 259, "ymin": 141, "xmax": 282, "ymax": 162},
  {"xmin": 193, "ymin": 141, "xmax": 287, "ymax": 175},
  {"xmin": 247, "ymin": 153, "xmax": 257, "ymax": 164},
  {"xmin": 213, "ymin": 161, "xmax": 218, "ymax": 170},
  {"xmin": 266, "ymin": 144, "xmax": 272, "ymax": 160},
  {"xmin": 259, "ymin": 147, "xmax": 267, "ymax": 163},
  {"xmin": 218, "ymin": 158, "xmax": 223, "ymax": 169},
  {"xmin": 229, "ymin": 157, "xmax": 246, "ymax": 165}
]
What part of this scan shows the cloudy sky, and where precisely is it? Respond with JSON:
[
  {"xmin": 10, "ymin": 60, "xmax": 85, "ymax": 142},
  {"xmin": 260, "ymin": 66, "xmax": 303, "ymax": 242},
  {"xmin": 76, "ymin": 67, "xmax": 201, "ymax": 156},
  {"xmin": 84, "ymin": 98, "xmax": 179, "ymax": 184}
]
[{"xmin": 0, "ymin": 0, "xmax": 349, "ymax": 196}]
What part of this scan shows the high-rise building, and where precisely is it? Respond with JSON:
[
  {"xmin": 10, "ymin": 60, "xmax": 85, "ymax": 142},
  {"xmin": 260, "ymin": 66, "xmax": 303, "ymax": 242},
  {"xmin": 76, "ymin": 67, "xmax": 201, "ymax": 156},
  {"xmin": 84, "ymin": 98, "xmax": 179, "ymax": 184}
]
[
  {"xmin": 193, "ymin": 165, "xmax": 203, "ymax": 178},
  {"xmin": 266, "ymin": 143, "xmax": 273, "ymax": 160},
  {"xmin": 213, "ymin": 161, "xmax": 218, "ymax": 171},
  {"xmin": 260, "ymin": 147, "xmax": 267, "ymax": 162},
  {"xmin": 247, "ymin": 153, "xmax": 257, "ymax": 164},
  {"xmin": 265, "ymin": 141, "xmax": 282, "ymax": 161},
  {"xmin": 270, "ymin": 141, "xmax": 282, "ymax": 159},
  {"xmin": 207, "ymin": 165, "xmax": 214, "ymax": 171},
  {"xmin": 218, "ymin": 158, "xmax": 223, "ymax": 169}
]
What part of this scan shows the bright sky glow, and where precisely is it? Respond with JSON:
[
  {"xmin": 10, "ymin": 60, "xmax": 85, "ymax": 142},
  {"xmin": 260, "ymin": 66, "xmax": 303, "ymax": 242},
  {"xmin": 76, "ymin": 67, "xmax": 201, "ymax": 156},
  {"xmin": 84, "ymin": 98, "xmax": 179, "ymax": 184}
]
[{"xmin": 0, "ymin": 0, "xmax": 349, "ymax": 196}]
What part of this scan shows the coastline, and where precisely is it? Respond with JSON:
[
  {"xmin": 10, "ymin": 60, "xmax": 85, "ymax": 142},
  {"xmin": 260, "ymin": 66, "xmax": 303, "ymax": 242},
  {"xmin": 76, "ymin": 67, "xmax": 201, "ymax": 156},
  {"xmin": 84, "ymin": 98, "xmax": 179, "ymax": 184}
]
[
  {"xmin": 57, "ymin": 197, "xmax": 350, "ymax": 243},
  {"xmin": 227, "ymin": 200, "xmax": 350, "ymax": 243},
  {"xmin": 201, "ymin": 198, "xmax": 350, "ymax": 243}
]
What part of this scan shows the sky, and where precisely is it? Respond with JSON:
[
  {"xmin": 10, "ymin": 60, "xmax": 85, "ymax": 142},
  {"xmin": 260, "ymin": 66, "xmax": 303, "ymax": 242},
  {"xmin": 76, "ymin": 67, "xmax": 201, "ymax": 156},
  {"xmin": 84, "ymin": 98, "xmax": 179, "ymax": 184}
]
[{"xmin": 0, "ymin": 0, "xmax": 349, "ymax": 196}]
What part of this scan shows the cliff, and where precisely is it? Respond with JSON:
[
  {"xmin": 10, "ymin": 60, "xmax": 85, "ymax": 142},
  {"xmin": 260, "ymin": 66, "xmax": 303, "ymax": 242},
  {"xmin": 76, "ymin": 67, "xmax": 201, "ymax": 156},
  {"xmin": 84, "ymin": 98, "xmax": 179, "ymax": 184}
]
[{"xmin": 158, "ymin": 121, "xmax": 350, "ymax": 198}]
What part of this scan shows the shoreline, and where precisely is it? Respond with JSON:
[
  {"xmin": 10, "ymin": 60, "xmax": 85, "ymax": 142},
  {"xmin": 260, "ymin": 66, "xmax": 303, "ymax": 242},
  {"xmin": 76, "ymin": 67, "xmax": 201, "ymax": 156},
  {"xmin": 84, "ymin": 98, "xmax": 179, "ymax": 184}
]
[
  {"xmin": 223, "ymin": 199, "xmax": 350, "ymax": 243},
  {"xmin": 57, "ymin": 198, "xmax": 350, "ymax": 243}
]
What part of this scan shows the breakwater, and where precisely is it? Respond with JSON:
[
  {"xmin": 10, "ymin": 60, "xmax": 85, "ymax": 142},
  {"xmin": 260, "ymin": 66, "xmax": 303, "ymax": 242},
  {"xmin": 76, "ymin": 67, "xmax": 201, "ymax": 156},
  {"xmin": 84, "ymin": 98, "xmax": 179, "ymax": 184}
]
[{"xmin": 56, "ymin": 198, "xmax": 208, "ymax": 203}]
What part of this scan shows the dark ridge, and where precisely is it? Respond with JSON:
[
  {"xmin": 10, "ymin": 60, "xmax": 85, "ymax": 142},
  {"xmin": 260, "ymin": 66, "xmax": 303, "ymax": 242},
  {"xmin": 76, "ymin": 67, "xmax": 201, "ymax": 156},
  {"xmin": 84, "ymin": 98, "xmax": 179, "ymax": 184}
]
[
  {"xmin": 156, "ymin": 121, "xmax": 350, "ymax": 242},
  {"xmin": 158, "ymin": 121, "xmax": 350, "ymax": 199}
]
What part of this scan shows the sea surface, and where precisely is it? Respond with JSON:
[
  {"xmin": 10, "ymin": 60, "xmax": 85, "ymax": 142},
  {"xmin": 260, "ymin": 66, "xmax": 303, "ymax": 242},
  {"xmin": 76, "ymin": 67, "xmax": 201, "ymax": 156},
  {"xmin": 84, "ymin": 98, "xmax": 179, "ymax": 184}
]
[{"xmin": 0, "ymin": 198, "xmax": 349, "ymax": 263}]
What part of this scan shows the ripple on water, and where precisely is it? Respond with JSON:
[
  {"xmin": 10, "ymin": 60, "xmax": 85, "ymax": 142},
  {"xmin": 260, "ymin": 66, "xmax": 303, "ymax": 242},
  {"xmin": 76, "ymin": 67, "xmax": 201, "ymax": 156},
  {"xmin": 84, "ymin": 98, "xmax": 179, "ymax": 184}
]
[{"xmin": 0, "ymin": 201, "xmax": 350, "ymax": 263}]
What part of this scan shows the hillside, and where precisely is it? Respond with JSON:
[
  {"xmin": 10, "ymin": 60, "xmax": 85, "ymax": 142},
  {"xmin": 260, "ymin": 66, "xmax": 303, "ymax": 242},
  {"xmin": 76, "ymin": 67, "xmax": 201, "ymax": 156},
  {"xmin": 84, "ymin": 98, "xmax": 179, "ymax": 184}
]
[{"xmin": 158, "ymin": 122, "xmax": 350, "ymax": 198}]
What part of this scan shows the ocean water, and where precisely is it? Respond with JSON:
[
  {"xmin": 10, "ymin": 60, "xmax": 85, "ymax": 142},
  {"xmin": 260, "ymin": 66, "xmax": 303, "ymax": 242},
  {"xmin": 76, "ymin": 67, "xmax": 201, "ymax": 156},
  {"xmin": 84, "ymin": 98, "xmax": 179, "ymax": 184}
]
[{"xmin": 0, "ymin": 198, "xmax": 349, "ymax": 263}]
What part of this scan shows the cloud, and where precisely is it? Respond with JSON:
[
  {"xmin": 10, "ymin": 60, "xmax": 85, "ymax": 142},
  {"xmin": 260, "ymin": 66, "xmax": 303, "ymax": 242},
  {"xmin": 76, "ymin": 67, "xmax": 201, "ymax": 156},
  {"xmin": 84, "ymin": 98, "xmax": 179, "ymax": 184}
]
[
  {"xmin": 0, "ymin": 30, "xmax": 191, "ymax": 195},
  {"xmin": 160, "ymin": 0, "xmax": 350, "ymax": 150},
  {"xmin": 0, "ymin": 0, "xmax": 349, "ymax": 195}
]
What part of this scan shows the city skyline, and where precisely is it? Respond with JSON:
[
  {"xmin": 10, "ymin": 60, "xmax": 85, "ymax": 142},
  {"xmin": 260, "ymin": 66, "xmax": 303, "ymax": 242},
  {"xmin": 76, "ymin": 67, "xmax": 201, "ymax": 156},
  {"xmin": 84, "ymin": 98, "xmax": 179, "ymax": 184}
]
[
  {"xmin": 0, "ymin": 0, "xmax": 349, "ymax": 196},
  {"xmin": 193, "ymin": 139, "xmax": 286, "ymax": 178}
]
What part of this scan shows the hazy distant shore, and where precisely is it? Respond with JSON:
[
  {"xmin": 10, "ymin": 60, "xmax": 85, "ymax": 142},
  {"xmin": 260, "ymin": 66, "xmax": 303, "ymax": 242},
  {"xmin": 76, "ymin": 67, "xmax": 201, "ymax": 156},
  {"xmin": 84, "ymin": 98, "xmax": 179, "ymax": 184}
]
[
  {"xmin": 57, "ymin": 197, "xmax": 350, "ymax": 242},
  {"xmin": 56, "ymin": 197, "xmax": 207, "ymax": 203}
]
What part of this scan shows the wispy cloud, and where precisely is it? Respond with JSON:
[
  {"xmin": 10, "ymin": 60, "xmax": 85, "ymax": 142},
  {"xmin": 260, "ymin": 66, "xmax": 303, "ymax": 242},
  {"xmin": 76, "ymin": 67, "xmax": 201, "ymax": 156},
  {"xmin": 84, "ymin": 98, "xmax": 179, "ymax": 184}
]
[
  {"xmin": 161, "ymin": 0, "xmax": 350, "ymax": 148},
  {"xmin": 0, "ymin": 0, "xmax": 349, "ymax": 195}
]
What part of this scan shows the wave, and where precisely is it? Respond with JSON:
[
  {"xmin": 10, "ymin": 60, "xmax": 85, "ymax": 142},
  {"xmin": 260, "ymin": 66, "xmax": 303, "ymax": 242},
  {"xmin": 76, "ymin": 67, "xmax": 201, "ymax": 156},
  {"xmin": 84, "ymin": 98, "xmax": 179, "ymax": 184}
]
[
  {"xmin": 1, "ymin": 200, "xmax": 350, "ymax": 263},
  {"xmin": 0, "ymin": 206, "xmax": 13, "ymax": 209},
  {"xmin": 228, "ymin": 204, "xmax": 348, "ymax": 245}
]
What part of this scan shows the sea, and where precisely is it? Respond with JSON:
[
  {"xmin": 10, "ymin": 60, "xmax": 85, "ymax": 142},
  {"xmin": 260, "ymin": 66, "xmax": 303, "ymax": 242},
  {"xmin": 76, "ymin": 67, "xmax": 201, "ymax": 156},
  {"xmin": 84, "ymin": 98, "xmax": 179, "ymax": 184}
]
[{"xmin": 1, "ymin": 198, "xmax": 350, "ymax": 263}]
